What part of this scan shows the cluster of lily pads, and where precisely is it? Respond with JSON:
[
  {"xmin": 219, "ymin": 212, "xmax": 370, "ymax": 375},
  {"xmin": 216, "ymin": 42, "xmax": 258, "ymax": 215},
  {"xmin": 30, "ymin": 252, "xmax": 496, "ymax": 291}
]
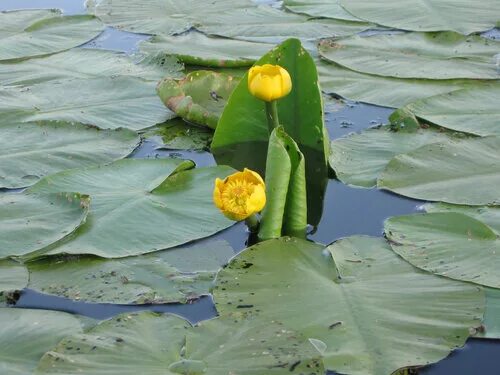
[{"xmin": 0, "ymin": 0, "xmax": 499, "ymax": 374}]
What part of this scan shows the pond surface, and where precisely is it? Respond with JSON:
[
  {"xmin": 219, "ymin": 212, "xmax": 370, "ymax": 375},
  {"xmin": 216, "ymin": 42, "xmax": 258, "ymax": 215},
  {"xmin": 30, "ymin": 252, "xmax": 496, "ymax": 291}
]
[{"xmin": 2, "ymin": 0, "xmax": 499, "ymax": 373}]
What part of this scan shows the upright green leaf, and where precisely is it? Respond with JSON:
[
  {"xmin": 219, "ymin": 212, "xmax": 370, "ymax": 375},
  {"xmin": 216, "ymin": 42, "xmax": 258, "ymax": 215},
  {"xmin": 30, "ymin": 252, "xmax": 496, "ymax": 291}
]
[
  {"xmin": 0, "ymin": 121, "xmax": 139, "ymax": 189},
  {"xmin": 0, "ymin": 193, "xmax": 89, "ymax": 259},
  {"xmin": 0, "ymin": 9, "xmax": 103, "ymax": 61},
  {"xmin": 385, "ymin": 212, "xmax": 500, "ymax": 288},
  {"xmin": 378, "ymin": 136, "xmax": 500, "ymax": 205},
  {"xmin": 212, "ymin": 39, "xmax": 328, "ymax": 225},
  {"xmin": 0, "ymin": 308, "xmax": 83, "ymax": 374},
  {"xmin": 319, "ymin": 32, "xmax": 500, "ymax": 80},
  {"xmin": 259, "ymin": 127, "xmax": 307, "ymax": 239},
  {"xmin": 157, "ymin": 71, "xmax": 239, "ymax": 129},
  {"xmin": 213, "ymin": 236, "xmax": 484, "ymax": 375},
  {"xmin": 340, "ymin": 0, "xmax": 500, "ymax": 34},
  {"xmin": 27, "ymin": 159, "xmax": 235, "ymax": 258}
]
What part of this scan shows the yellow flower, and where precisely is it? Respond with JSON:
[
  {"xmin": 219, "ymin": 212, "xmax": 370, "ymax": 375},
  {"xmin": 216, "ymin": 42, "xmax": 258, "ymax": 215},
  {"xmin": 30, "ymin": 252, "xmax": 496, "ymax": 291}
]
[
  {"xmin": 213, "ymin": 168, "xmax": 266, "ymax": 221},
  {"xmin": 248, "ymin": 64, "xmax": 292, "ymax": 102}
]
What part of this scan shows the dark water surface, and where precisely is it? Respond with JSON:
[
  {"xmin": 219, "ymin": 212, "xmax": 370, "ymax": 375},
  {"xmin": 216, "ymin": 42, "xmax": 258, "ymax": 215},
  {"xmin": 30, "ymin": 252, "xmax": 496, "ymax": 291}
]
[{"xmin": 2, "ymin": 0, "xmax": 500, "ymax": 373}]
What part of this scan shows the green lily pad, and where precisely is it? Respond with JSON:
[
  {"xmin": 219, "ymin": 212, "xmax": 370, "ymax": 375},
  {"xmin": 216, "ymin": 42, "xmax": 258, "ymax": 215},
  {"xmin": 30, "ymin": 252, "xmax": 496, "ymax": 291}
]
[
  {"xmin": 329, "ymin": 124, "xmax": 460, "ymax": 188},
  {"xmin": 146, "ymin": 118, "xmax": 213, "ymax": 150},
  {"xmin": 0, "ymin": 77, "xmax": 174, "ymax": 131},
  {"xmin": 0, "ymin": 121, "xmax": 139, "ymax": 189},
  {"xmin": 213, "ymin": 236, "xmax": 484, "ymax": 375},
  {"xmin": 212, "ymin": 38, "xmax": 329, "ymax": 226},
  {"xmin": 0, "ymin": 9, "xmax": 103, "ymax": 61},
  {"xmin": 27, "ymin": 159, "xmax": 234, "ymax": 258},
  {"xmin": 0, "ymin": 308, "xmax": 83, "ymax": 375},
  {"xmin": 157, "ymin": 71, "xmax": 239, "ymax": 129},
  {"xmin": 424, "ymin": 203, "xmax": 500, "ymax": 234},
  {"xmin": 37, "ymin": 311, "xmax": 323, "ymax": 374},
  {"xmin": 139, "ymin": 32, "xmax": 273, "ymax": 67},
  {"xmin": 378, "ymin": 136, "xmax": 500, "ymax": 205},
  {"xmin": 317, "ymin": 59, "xmax": 484, "ymax": 108},
  {"xmin": 0, "ymin": 48, "xmax": 182, "ymax": 87},
  {"xmin": 406, "ymin": 85, "xmax": 500, "ymax": 136},
  {"xmin": 198, "ymin": 5, "xmax": 371, "ymax": 43},
  {"xmin": 0, "ymin": 193, "xmax": 89, "ymax": 259},
  {"xmin": 385, "ymin": 212, "xmax": 500, "ymax": 288},
  {"xmin": 283, "ymin": 0, "xmax": 361, "ymax": 21},
  {"xmin": 482, "ymin": 288, "xmax": 500, "ymax": 339},
  {"xmin": 318, "ymin": 32, "xmax": 500, "ymax": 80},
  {"xmin": 89, "ymin": 0, "xmax": 369, "ymax": 41},
  {"xmin": 0, "ymin": 260, "xmax": 28, "ymax": 293},
  {"xmin": 27, "ymin": 240, "xmax": 234, "ymax": 304},
  {"xmin": 340, "ymin": 0, "xmax": 500, "ymax": 34}
]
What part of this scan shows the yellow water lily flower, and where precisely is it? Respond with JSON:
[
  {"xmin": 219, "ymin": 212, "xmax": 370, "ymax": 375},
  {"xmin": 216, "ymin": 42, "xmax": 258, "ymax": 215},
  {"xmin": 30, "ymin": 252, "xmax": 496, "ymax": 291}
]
[
  {"xmin": 248, "ymin": 64, "xmax": 292, "ymax": 102},
  {"xmin": 213, "ymin": 168, "xmax": 266, "ymax": 221}
]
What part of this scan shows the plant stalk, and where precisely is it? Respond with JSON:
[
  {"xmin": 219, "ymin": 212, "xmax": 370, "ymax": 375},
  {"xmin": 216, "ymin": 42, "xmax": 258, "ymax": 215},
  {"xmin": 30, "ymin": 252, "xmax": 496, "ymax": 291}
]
[
  {"xmin": 245, "ymin": 214, "xmax": 260, "ymax": 233},
  {"xmin": 265, "ymin": 100, "xmax": 280, "ymax": 134}
]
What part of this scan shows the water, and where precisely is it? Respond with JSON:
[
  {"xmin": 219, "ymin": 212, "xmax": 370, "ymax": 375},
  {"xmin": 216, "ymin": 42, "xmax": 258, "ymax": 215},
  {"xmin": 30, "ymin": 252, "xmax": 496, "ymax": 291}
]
[{"xmin": 2, "ymin": 0, "xmax": 499, "ymax": 372}]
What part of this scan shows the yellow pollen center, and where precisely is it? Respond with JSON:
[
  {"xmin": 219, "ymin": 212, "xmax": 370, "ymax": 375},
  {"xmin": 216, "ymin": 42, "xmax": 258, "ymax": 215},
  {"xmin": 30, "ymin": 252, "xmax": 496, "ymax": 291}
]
[{"xmin": 221, "ymin": 179, "xmax": 254, "ymax": 215}]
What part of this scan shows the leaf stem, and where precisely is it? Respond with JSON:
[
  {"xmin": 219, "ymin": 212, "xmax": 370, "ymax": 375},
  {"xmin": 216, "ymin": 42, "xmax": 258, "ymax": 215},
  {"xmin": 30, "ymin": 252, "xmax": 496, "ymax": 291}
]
[
  {"xmin": 265, "ymin": 100, "xmax": 280, "ymax": 134},
  {"xmin": 245, "ymin": 214, "xmax": 260, "ymax": 233}
]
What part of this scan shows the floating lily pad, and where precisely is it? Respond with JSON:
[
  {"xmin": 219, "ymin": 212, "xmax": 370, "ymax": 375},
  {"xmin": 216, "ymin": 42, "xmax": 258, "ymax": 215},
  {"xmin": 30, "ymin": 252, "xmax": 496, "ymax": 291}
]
[
  {"xmin": 28, "ymin": 240, "xmax": 234, "ymax": 304},
  {"xmin": 0, "ymin": 308, "xmax": 83, "ymax": 375},
  {"xmin": 0, "ymin": 121, "xmax": 139, "ymax": 189},
  {"xmin": 139, "ymin": 31, "xmax": 273, "ymax": 67},
  {"xmin": 145, "ymin": 118, "xmax": 213, "ymax": 150},
  {"xmin": 0, "ymin": 48, "xmax": 182, "ymax": 87},
  {"xmin": 157, "ymin": 71, "xmax": 239, "ymax": 129},
  {"xmin": 0, "ymin": 260, "xmax": 28, "ymax": 293},
  {"xmin": 37, "ymin": 311, "xmax": 323, "ymax": 374},
  {"xmin": 406, "ymin": 85, "xmax": 500, "ymax": 136},
  {"xmin": 329, "ymin": 124, "xmax": 459, "ymax": 188},
  {"xmin": 318, "ymin": 32, "xmax": 500, "ymax": 80},
  {"xmin": 89, "ymin": 0, "xmax": 369, "ymax": 42},
  {"xmin": 424, "ymin": 203, "xmax": 500, "ymax": 234},
  {"xmin": 27, "ymin": 159, "xmax": 234, "ymax": 258},
  {"xmin": 199, "ymin": 5, "xmax": 371, "ymax": 43},
  {"xmin": 213, "ymin": 236, "xmax": 484, "ymax": 375},
  {"xmin": 0, "ymin": 77, "xmax": 174, "ymax": 131},
  {"xmin": 88, "ymin": 0, "xmax": 238, "ymax": 35},
  {"xmin": 378, "ymin": 136, "xmax": 500, "ymax": 205},
  {"xmin": 482, "ymin": 288, "xmax": 500, "ymax": 339},
  {"xmin": 340, "ymin": 0, "xmax": 500, "ymax": 34},
  {"xmin": 385, "ymin": 212, "xmax": 500, "ymax": 288},
  {"xmin": 0, "ymin": 9, "xmax": 103, "ymax": 61},
  {"xmin": 317, "ymin": 59, "xmax": 482, "ymax": 108},
  {"xmin": 284, "ymin": 0, "xmax": 362, "ymax": 21},
  {"xmin": 0, "ymin": 193, "xmax": 89, "ymax": 259},
  {"xmin": 212, "ymin": 39, "xmax": 329, "ymax": 226}
]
